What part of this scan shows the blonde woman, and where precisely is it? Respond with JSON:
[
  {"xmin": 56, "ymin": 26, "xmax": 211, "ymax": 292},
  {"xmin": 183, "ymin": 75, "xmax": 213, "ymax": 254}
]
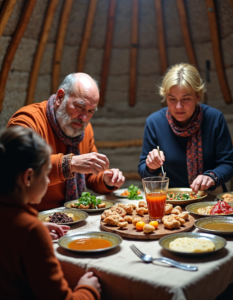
[{"xmin": 138, "ymin": 63, "xmax": 233, "ymax": 193}]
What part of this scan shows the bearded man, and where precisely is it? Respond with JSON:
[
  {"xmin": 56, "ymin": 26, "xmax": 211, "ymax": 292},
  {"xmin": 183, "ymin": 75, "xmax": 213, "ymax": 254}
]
[{"xmin": 7, "ymin": 73, "xmax": 125, "ymax": 212}]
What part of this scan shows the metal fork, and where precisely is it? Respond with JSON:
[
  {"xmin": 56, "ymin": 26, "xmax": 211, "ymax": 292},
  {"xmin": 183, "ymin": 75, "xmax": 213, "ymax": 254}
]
[
  {"xmin": 130, "ymin": 244, "xmax": 198, "ymax": 271},
  {"xmin": 157, "ymin": 146, "xmax": 166, "ymax": 179}
]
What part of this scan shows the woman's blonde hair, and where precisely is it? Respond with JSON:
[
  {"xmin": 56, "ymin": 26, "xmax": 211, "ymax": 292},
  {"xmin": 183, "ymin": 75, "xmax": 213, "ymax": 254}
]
[{"xmin": 159, "ymin": 63, "xmax": 206, "ymax": 102}]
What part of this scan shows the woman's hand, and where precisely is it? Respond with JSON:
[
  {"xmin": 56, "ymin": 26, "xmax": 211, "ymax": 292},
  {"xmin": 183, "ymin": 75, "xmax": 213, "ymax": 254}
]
[
  {"xmin": 190, "ymin": 175, "xmax": 215, "ymax": 193},
  {"xmin": 43, "ymin": 222, "xmax": 70, "ymax": 240},
  {"xmin": 77, "ymin": 271, "xmax": 101, "ymax": 293},
  {"xmin": 146, "ymin": 149, "xmax": 165, "ymax": 172}
]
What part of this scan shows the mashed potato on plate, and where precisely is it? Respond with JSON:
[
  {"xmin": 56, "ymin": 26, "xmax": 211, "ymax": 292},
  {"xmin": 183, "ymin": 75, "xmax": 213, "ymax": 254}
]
[{"xmin": 169, "ymin": 237, "xmax": 215, "ymax": 253}]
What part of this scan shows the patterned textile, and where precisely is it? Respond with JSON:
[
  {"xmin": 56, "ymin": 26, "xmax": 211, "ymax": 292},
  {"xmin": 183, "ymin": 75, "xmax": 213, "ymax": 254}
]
[
  {"xmin": 166, "ymin": 105, "xmax": 203, "ymax": 185},
  {"xmin": 46, "ymin": 95, "xmax": 85, "ymax": 201}
]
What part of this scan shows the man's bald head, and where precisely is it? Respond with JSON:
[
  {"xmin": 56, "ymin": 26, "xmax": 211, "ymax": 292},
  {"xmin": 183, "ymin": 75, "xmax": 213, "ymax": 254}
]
[{"xmin": 57, "ymin": 73, "xmax": 99, "ymax": 100}]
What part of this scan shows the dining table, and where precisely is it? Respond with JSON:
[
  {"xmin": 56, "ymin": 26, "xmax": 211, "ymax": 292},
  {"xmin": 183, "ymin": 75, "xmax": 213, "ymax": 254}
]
[{"xmin": 53, "ymin": 189, "xmax": 233, "ymax": 300}]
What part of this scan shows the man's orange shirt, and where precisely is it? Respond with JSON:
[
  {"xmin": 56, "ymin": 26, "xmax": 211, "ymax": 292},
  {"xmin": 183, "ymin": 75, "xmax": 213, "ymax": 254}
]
[{"xmin": 7, "ymin": 101, "xmax": 114, "ymax": 211}]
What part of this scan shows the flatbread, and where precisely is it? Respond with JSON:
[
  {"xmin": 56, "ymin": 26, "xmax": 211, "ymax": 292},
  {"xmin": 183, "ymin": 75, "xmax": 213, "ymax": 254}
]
[{"xmin": 169, "ymin": 237, "xmax": 215, "ymax": 253}]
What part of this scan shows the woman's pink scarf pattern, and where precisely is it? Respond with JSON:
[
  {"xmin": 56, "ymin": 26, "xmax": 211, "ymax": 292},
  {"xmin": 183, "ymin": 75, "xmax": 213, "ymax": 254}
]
[
  {"xmin": 46, "ymin": 95, "xmax": 85, "ymax": 201},
  {"xmin": 166, "ymin": 105, "xmax": 203, "ymax": 185}
]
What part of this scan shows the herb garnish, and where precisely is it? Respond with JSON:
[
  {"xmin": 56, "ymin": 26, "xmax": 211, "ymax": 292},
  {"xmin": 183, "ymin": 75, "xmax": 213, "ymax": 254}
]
[
  {"xmin": 73, "ymin": 192, "xmax": 102, "ymax": 208},
  {"xmin": 127, "ymin": 184, "xmax": 143, "ymax": 200}
]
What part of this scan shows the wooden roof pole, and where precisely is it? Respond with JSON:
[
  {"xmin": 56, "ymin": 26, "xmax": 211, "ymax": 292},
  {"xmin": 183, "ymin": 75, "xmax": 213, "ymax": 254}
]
[
  {"xmin": 206, "ymin": 0, "xmax": 232, "ymax": 103},
  {"xmin": 129, "ymin": 0, "xmax": 139, "ymax": 106},
  {"xmin": 230, "ymin": 0, "xmax": 233, "ymax": 13},
  {"xmin": 176, "ymin": 0, "xmax": 197, "ymax": 68},
  {"xmin": 0, "ymin": 0, "xmax": 17, "ymax": 38},
  {"xmin": 154, "ymin": 0, "xmax": 167, "ymax": 75},
  {"xmin": 26, "ymin": 0, "xmax": 59, "ymax": 106},
  {"xmin": 0, "ymin": 0, "xmax": 37, "ymax": 112},
  {"xmin": 99, "ymin": 0, "xmax": 117, "ymax": 107},
  {"xmin": 52, "ymin": 0, "xmax": 73, "ymax": 94},
  {"xmin": 77, "ymin": 0, "xmax": 98, "ymax": 72}
]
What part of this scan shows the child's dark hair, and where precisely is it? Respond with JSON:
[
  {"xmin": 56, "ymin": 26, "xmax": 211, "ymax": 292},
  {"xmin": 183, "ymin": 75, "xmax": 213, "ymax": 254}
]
[{"xmin": 0, "ymin": 126, "xmax": 51, "ymax": 194}]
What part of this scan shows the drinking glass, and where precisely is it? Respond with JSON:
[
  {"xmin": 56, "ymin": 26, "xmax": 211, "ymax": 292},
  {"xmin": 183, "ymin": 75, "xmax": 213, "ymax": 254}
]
[{"xmin": 142, "ymin": 177, "xmax": 169, "ymax": 222}]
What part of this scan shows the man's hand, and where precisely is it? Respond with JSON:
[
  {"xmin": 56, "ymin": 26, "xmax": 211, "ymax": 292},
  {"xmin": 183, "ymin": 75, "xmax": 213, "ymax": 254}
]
[
  {"xmin": 77, "ymin": 271, "xmax": 101, "ymax": 293},
  {"xmin": 190, "ymin": 175, "xmax": 215, "ymax": 194},
  {"xmin": 43, "ymin": 222, "xmax": 70, "ymax": 240},
  {"xmin": 71, "ymin": 152, "xmax": 109, "ymax": 175},
  {"xmin": 146, "ymin": 149, "xmax": 165, "ymax": 172},
  {"xmin": 103, "ymin": 169, "xmax": 125, "ymax": 188}
]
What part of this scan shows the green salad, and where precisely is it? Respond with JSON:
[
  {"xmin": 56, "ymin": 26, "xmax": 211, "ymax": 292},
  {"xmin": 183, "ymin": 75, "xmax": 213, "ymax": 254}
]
[{"xmin": 127, "ymin": 184, "xmax": 143, "ymax": 200}]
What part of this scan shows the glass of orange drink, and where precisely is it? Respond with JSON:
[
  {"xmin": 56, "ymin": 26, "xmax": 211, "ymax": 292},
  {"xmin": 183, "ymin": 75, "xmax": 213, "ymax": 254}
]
[{"xmin": 142, "ymin": 177, "xmax": 169, "ymax": 222}]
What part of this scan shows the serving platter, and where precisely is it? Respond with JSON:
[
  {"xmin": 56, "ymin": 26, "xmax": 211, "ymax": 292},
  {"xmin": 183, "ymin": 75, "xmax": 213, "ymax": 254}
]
[
  {"xmin": 64, "ymin": 200, "xmax": 115, "ymax": 212},
  {"xmin": 159, "ymin": 232, "xmax": 226, "ymax": 256},
  {"xmin": 216, "ymin": 192, "xmax": 233, "ymax": 202},
  {"xmin": 195, "ymin": 217, "xmax": 233, "ymax": 235},
  {"xmin": 38, "ymin": 208, "xmax": 88, "ymax": 225},
  {"xmin": 100, "ymin": 210, "xmax": 195, "ymax": 240},
  {"xmin": 58, "ymin": 231, "xmax": 122, "ymax": 253},
  {"xmin": 186, "ymin": 201, "xmax": 233, "ymax": 217},
  {"xmin": 166, "ymin": 188, "xmax": 208, "ymax": 205}
]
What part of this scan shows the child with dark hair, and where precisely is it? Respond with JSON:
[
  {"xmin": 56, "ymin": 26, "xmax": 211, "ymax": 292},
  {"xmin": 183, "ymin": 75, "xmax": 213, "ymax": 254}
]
[{"xmin": 0, "ymin": 126, "xmax": 101, "ymax": 300}]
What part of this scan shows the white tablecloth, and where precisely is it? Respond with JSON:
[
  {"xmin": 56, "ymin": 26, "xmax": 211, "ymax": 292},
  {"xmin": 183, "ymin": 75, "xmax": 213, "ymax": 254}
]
[{"xmin": 54, "ymin": 190, "xmax": 233, "ymax": 300}]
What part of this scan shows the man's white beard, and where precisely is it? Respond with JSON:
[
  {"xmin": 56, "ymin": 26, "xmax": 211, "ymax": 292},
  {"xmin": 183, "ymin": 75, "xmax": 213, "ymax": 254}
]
[{"xmin": 56, "ymin": 100, "xmax": 87, "ymax": 138}]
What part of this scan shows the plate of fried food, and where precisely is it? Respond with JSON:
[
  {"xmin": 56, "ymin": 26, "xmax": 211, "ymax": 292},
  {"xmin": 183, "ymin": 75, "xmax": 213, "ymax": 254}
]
[
  {"xmin": 113, "ymin": 185, "xmax": 144, "ymax": 200},
  {"xmin": 166, "ymin": 188, "xmax": 207, "ymax": 205},
  {"xmin": 38, "ymin": 208, "xmax": 88, "ymax": 225},
  {"xmin": 186, "ymin": 201, "xmax": 233, "ymax": 217},
  {"xmin": 100, "ymin": 202, "xmax": 195, "ymax": 240},
  {"xmin": 159, "ymin": 232, "xmax": 226, "ymax": 256},
  {"xmin": 216, "ymin": 192, "xmax": 233, "ymax": 203},
  {"xmin": 64, "ymin": 192, "xmax": 115, "ymax": 212}
]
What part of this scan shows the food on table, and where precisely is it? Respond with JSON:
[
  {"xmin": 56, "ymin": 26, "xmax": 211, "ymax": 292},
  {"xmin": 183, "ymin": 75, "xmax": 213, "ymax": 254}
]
[
  {"xmin": 132, "ymin": 217, "xmax": 142, "ymax": 227},
  {"xmin": 171, "ymin": 206, "xmax": 182, "ymax": 215},
  {"xmin": 165, "ymin": 204, "xmax": 173, "ymax": 215},
  {"xmin": 111, "ymin": 206, "xmax": 127, "ymax": 217},
  {"xmin": 136, "ymin": 221, "xmax": 146, "ymax": 231},
  {"xmin": 210, "ymin": 201, "xmax": 233, "ymax": 215},
  {"xmin": 101, "ymin": 201, "xmax": 190, "ymax": 234},
  {"xmin": 121, "ymin": 184, "xmax": 143, "ymax": 200},
  {"xmin": 197, "ymin": 206, "xmax": 212, "ymax": 215},
  {"xmin": 146, "ymin": 192, "xmax": 167, "ymax": 219},
  {"xmin": 118, "ymin": 221, "xmax": 128, "ymax": 228},
  {"xmin": 178, "ymin": 212, "xmax": 189, "ymax": 220},
  {"xmin": 68, "ymin": 237, "xmax": 112, "ymax": 250},
  {"xmin": 197, "ymin": 201, "xmax": 233, "ymax": 215},
  {"xmin": 124, "ymin": 216, "xmax": 133, "ymax": 223},
  {"xmin": 136, "ymin": 207, "xmax": 145, "ymax": 216},
  {"xmin": 169, "ymin": 237, "xmax": 215, "ymax": 253},
  {"xmin": 166, "ymin": 192, "xmax": 202, "ymax": 201},
  {"xmin": 70, "ymin": 192, "xmax": 105, "ymax": 209},
  {"xmin": 163, "ymin": 216, "xmax": 181, "ymax": 229},
  {"xmin": 45, "ymin": 212, "xmax": 74, "ymax": 223},
  {"xmin": 202, "ymin": 222, "xmax": 233, "ymax": 231},
  {"xmin": 138, "ymin": 201, "xmax": 147, "ymax": 208},
  {"xmin": 221, "ymin": 193, "xmax": 233, "ymax": 203},
  {"xmin": 149, "ymin": 221, "xmax": 159, "ymax": 229},
  {"xmin": 143, "ymin": 224, "xmax": 155, "ymax": 233},
  {"xmin": 122, "ymin": 204, "xmax": 133, "ymax": 215}
]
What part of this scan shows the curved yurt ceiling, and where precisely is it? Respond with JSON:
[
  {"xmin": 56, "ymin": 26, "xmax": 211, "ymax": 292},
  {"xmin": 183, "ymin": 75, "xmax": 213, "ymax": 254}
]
[{"xmin": 0, "ymin": 0, "xmax": 233, "ymax": 184}]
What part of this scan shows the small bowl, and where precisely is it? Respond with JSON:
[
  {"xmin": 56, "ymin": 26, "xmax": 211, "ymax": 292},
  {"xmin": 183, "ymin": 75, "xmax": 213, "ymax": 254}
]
[
  {"xmin": 58, "ymin": 231, "xmax": 122, "ymax": 253},
  {"xmin": 195, "ymin": 216, "xmax": 233, "ymax": 235}
]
